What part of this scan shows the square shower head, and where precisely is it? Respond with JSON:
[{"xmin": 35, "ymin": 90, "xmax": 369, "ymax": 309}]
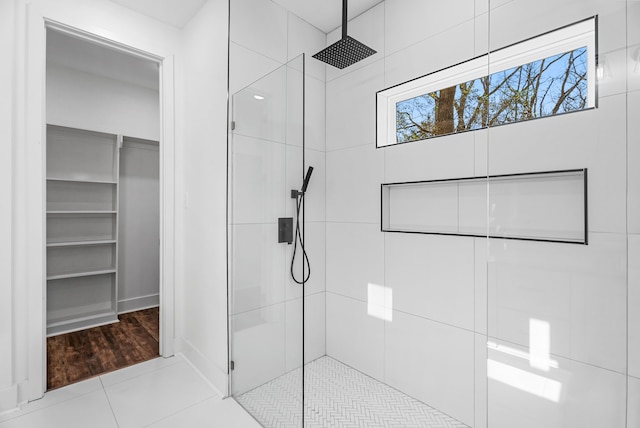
[{"xmin": 312, "ymin": 36, "xmax": 377, "ymax": 69}]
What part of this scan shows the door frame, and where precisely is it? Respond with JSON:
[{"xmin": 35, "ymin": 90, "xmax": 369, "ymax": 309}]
[{"xmin": 19, "ymin": 4, "xmax": 177, "ymax": 400}]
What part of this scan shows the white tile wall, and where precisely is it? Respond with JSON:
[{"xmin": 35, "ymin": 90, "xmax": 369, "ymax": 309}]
[
  {"xmin": 326, "ymin": 292, "xmax": 385, "ymax": 381},
  {"xmin": 384, "ymin": 132, "xmax": 475, "ymax": 183},
  {"xmin": 286, "ymin": 221, "xmax": 326, "ymax": 299},
  {"xmin": 286, "ymin": 147, "xmax": 325, "ymax": 222},
  {"xmin": 231, "ymin": 303, "xmax": 286, "ymax": 395},
  {"xmin": 629, "ymin": 1, "xmax": 640, "ymax": 92},
  {"xmin": 629, "ymin": 234, "xmax": 640, "ymax": 378},
  {"xmin": 285, "ymin": 292, "xmax": 326, "ymax": 371},
  {"xmin": 474, "ymin": 333, "xmax": 488, "ymax": 428},
  {"xmin": 230, "ymin": 224, "xmax": 286, "ymax": 315},
  {"xmin": 326, "ymin": 223, "xmax": 384, "ymax": 302},
  {"xmin": 487, "ymin": 233, "xmax": 627, "ymax": 373},
  {"xmin": 629, "ymin": 91, "xmax": 640, "ymax": 234},
  {"xmin": 629, "ymin": 376, "xmax": 640, "ymax": 428},
  {"xmin": 488, "ymin": 0, "xmax": 626, "ymax": 53},
  {"xmin": 322, "ymin": 1, "xmax": 631, "ymax": 427},
  {"xmin": 229, "ymin": 42, "xmax": 282, "ymax": 95},
  {"xmin": 385, "ymin": 233, "xmax": 475, "ymax": 330},
  {"xmin": 231, "ymin": 135, "xmax": 286, "ymax": 224},
  {"xmin": 304, "ymin": 77, "xmax": 327, "ymax": 152},
  {"xmin": 230, "ymin": 0, "xmax": 288, "ymax": 63},
  {"xmin": 487, "ymin": 340, "xmax": 627, "ymax": 428},
  {"xmin": 474, "ymin": 239, "xmax": 488, "ymax": 334},
  {"xmin": 384, "ymin": 20, "xmax": 477, "ymax": 88},
  {"xmin": 487, "ymin": 95, "xmax": 627, "ymax": 235},
  {"xmin": 384, "ymin": 0, "xmax": 475, "ymax": 56},
  {"xmin": 287, "ymin": 13, "xmax": 326, "ymax": 82},
  {"xmin": 385, "ymin": 310, "xmax": 475, "ymax": 426},
  {"xmin": 326, "ymin": 145, "xmax": 384, "ymax": 223},
  {"xmin": 326, "ymin": 60, "xmax": 385, "ymax": 151}
]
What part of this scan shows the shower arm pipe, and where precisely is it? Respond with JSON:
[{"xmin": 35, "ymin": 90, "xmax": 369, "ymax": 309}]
[{"xmin": 342, "ymin": 0, "xmax": 348, "ymax": 39}]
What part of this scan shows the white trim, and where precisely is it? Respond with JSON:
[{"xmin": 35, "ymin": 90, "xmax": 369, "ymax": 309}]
[
  {"xmin": 176, "ymin": 338, "xmax": 228, "ymax": 396},
  {"xmin": 117, "ymin": 294, "xmax": 160, "ymax": 314},
  {"xmin": 377, "ymin": 17, "xmax": 597, "ymax": 148},
  {"xmin": 19, "ymin": 4, "xmax": 177, "ymax": 401}
]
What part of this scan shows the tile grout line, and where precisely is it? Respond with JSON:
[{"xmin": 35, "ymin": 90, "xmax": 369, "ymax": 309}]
[{"xmin": 99, "ymin": 377, "xmax": 121, "ymax": 428}]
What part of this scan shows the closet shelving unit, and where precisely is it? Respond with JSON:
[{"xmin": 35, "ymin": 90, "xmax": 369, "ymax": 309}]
[{"xmin": 46, "ymin": 125, "xmax": 121, "ymax": 336}]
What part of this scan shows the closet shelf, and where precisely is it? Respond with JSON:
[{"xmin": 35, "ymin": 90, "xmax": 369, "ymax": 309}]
[
  {"xmin": 47, "ymin": 268, "xmax": 116, "ymax": 281},
  {"xmin": 47, "ymin": 211, "xmax": 117, "ymax": 214},
  {"xmin": 47, "ymin": 309, "xmax": 118, "ymax": 337},
  {"xmin": 47, "ymin": 240, "xmax": 117, "ymax": 248},
  {"xmin": 46, "ymin": 177, "xmax": 117, "ymax": 185}
]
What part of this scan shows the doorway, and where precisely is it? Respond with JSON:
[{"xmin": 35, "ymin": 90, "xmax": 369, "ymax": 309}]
[{"xmin": 44, "ymin": 27, "xmax": 162, "ymax": 390}]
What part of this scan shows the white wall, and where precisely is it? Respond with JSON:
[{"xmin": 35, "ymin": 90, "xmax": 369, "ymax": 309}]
[
  {"xmin": 178, "ymin": 0, "xmax": 230, "ymax": 394},
  {"xmin": 0, "ymin": 0, "xmax": 16, "ymax": 413},
  {"xmin": 46, "ymin": 63, "xmax": 160, "ymax": 140},
  {"xmin": 324, "ymin": 1, "xmax": 634, "ymax": 427},
  {"xmin": 118, "ymin": 140, "xmax": 160, "ymax": 313},
  {"xmin": 227, "ymin": 0, "xmax": 327, "ymax": 395}
]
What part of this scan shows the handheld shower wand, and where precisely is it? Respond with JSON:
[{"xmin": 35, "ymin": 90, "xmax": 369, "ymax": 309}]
[{"xmin": 291, "ymin": 166, "xmax": 313, "ymax": 284}]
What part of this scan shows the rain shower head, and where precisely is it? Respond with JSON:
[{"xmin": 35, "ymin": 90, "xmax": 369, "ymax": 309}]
[{"xmin": 312, "ymin": 0, "xmax": 377, "ymax": 69}]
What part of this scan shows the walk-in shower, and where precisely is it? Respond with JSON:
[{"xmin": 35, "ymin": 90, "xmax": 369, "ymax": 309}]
[{"xmin": 228, "ymin": 1, "xmax": 634, "ymax": 427}]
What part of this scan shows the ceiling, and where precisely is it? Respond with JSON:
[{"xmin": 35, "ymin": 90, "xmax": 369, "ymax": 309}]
[
  {"xmin": 271, "ymin": 0, "xmax": 383, "ymax": 33},
  {"xmin": 108, "ymin": 0, "xmax": 383, "ymax": 33},
  {"xmin": 109, "ymin": 0, "xmax": 208, "ymax": 28}
]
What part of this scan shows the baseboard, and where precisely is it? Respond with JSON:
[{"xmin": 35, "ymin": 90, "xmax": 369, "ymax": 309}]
[
  {"xmin": 0, "ymin": 384, "xmax": 18, "ymax": 415},
  {"xmin": 117, "ymin": 294, "xmax": 159, "ymax": 314},
  {"xmin": 176, "ymin": 338, "xmax": 227, "ymax": 397}
]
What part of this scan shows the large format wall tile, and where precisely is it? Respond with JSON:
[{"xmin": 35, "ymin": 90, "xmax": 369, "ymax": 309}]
[
  {"xmin": 383, "ymin": 132, "xmax": 475, "ymax": 183},
  {"xmin": 384, "ymin": 20, "xmax": 476, "ymax": 88},
  {"xmin": 286, "ymin": 221, "xmax": 326, "ymax": 299},
  {"xmin": 287, "ymin": 12, "xmax": 326, "ymax": 83},
  {"xmin": 629, "ymin": 91, "xmax": 640, "ymax": 234},
  {"xmin": 229, "ymin": 42, "xmax": 282, "ymax": 95},
  {"xmin": 285, "ymin": 293, "xmax": 326, "ymax": 371},
  {"xmin": 326, "ymin": 223, "xmax": 384, "ymax": 302},
  {"xmin": 384, "ymin": 0, "xmax": 475, "ymax": 56},
  {"xmin": 487, "ymin": 340, "xmax": 627, "ymax": 428},
  {"xmin": 385, "ymin": 233, "xmax": 475, "ymax": 330},
  {"xmin": 487, "ymin": 232, "xmax": 627, "ymax": 373},
  {"xmin": 629, "ymin": 376, "xmax": 640, "ymax": 428},
  {"xmin": 487, "ymin": 94, "xmax": 627, "ymax": 235},
  {"xmin": 629, "ymin": 234, "xmax": 640, "ymax": 378},
  {"xmin": 326, "ymin": 145, "xmax": 384, "ymax": 223},
  {"xmin": 230, "ymin": 224, "xmax": 286, "ymax": 315},
  {"xmin": 326, "ymin": 60, "xmax": 384, "ymax": 151},
  {"xmin": 231, "ymin": 135, "xmax": 285, "ymax": 224},
  {"xmin": 230, "ymin": 0, "xmax": 287, "ymax": 63},
  {"xmin": 629, "ymin": 2, "xmax": 640, "ymax": 92},
  {"xmin": 231, "ymin": 303, "xmax": 286, "ymax": 395},
  {"xmin": 285, "ymin": 146, "xmax": 325, "ymax": 222},
  {"xmin": 326, "ymin": 293, "xmax": 385, "ymax": 381},
  {"xmin": 488, "ymin": 0, "xmax": 626, "ymax": 54},
  {"xmin": 385, "ymin": 310, "xmax": 475, "ymax": 426}
]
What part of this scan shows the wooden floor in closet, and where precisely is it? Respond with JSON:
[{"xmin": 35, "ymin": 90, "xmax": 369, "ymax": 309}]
[{"xmin": 47, "ymin": 307, "xmax": 159, "ymax": 390}]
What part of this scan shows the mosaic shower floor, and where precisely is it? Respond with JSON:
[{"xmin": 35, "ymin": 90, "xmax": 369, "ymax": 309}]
[{"xmin": 236, "ymin": 356, "xmax": 469, "ymax": 428}]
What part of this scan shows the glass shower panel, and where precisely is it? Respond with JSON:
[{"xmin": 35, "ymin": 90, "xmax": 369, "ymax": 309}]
[
  {"xmin": 229, "ymin": 55, "xmax": 305, "ymax": 428},
  {"xmin": 486, "ymin": 1, "xmax": 629, "ymax": 427}
]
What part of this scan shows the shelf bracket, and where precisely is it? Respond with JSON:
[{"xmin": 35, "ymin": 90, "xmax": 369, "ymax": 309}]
[{"xmin": 117, "ymin": 135, "xmax": 124, "ymax": 149}]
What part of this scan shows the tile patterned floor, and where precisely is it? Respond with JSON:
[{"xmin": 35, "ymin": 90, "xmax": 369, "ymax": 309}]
[{"xmin": 236, "ymin": 356, "xmax": 469, "ymax": 428}]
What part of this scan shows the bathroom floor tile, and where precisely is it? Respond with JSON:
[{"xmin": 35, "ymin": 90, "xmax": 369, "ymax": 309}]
[
  {"xmin": 104, "ymin": 360, "xmax": 216, "ymax": 428},
  {"xmin": 0, "ymin": 390, "xmax": 117, "ymax": 428}
]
